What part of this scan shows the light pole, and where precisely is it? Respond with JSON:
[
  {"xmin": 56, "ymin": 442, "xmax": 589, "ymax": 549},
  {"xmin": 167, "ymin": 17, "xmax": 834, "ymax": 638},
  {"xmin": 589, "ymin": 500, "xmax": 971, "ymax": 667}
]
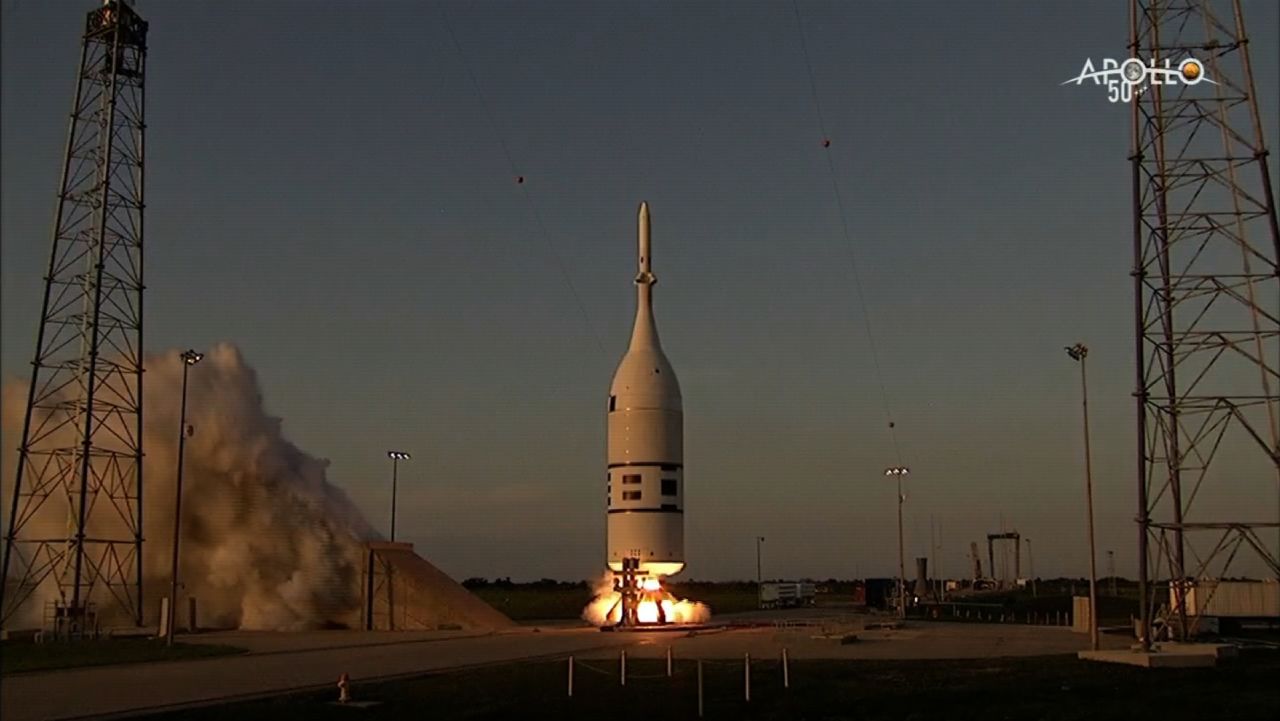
[
  {"xmin": 755, "ymin": 536, "xmax": 765, "ymax": 608},
  {"xmin": 1107, "ymin": 550, "xmax": 1117, "ymax": 597},
  {"xmin": 884, "ymin": 466, "xmax": 910, "ymax": 619},
  {"xmin": 384, "ymin": 450, "xmax": 411, "ymax": 631},
  {"xmin": 1025, "ymin": 537, "xmax": 1036, "ymax": 597},
  {"xmin": 387, "ymin": 451, "xmax": 411, "ymax": 542},
  {"xmin": 166, "ymin": 349, "xmax": 203, "ymax": 646},
  {"xmin": 1066, "ymin": 343, "xmax": 1100, "ymax": 651}
]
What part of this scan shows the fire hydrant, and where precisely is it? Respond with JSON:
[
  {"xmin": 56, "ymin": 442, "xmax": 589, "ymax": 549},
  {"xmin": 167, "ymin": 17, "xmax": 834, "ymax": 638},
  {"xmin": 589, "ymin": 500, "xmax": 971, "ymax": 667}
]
[{"xmin": 337, "ymin": 672, "xmax": 351, "ymax": 703}]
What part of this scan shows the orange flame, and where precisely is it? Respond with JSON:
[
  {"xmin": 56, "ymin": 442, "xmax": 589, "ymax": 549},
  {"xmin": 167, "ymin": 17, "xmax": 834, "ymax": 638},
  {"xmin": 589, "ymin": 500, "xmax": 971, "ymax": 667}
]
[{"xmin": 581, "ymin": 573, "xmax": 711, "ymax": 626}]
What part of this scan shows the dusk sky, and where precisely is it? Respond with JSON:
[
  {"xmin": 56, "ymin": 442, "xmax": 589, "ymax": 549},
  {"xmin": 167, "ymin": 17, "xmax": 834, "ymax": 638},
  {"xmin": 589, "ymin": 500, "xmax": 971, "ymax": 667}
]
[{"xmin": 2, "ymin": 0, "xmax": 1277, "ymax": 583}]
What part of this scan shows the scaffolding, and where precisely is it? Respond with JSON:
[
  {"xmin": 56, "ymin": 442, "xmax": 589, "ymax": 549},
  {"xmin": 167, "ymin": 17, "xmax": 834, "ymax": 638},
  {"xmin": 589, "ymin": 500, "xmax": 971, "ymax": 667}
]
[
  {"xmin": 1129, "ymin": 0, "xmax": 1279, "ymax": 648},
  {"xmin": 1, "ymin": 1, "xmax": 149, "ymax": 631}
]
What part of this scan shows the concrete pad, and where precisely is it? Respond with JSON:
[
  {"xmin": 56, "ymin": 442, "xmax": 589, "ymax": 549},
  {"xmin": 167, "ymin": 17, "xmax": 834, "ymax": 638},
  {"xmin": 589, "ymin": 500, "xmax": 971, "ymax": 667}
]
[
  {"xmin": 1078, "ymin": 642, "xmax": 1236, "ymax": 668},
  {"xmin": 363, "ymin": 543, "xmax": 516, "ymax": 632},
  {"xmin": 1159, "ymin": 641, "xmax": 1238, "ymax": 659},
  {"xmin": 183, "ymin": 628, "xmax": 499, "ymax": 655}
]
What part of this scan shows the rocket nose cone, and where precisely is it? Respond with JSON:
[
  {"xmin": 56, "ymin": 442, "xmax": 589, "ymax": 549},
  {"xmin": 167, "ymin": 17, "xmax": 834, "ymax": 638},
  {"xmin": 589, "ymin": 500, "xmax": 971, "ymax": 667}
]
[{"xmin": 639, "ymin": 201, "xmax": 649, "ymax": 217}]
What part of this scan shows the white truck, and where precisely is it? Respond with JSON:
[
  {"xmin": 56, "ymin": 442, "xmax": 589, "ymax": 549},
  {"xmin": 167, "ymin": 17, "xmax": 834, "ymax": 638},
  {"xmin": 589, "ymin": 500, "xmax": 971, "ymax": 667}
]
[
  {"xmin": 760, "ymin": 582, "xmax": 817, "ymax": 609},
  {"xmin": 1167, "ymin": 579, "xmax": 1280, "ymax": 634}
]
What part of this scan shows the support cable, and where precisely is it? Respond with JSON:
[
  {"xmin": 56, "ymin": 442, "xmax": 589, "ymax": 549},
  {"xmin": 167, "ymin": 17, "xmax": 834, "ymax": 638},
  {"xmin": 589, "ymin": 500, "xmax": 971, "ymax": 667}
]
[
  {"xmin": 440, "ymin": 6, "xmax": 607, "ymax": 358},
  {"xmin": 791, "ymin": 0, "xmax": 903, "ymax": 464}
]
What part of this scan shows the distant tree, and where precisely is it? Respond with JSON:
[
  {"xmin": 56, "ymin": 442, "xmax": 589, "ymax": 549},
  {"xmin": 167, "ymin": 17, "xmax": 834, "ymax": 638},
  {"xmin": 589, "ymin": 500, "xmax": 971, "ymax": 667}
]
[{"xmin": 462, "ymin": 577, "xmax": 489, "ymax": 589}]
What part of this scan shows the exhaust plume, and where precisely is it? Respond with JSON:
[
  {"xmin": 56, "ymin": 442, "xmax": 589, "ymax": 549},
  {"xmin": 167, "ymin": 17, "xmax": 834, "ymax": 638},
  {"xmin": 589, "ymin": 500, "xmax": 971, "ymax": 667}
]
[
  {"xmin": 581, "ymin": 572, "xmax": 711, "ymax": 626},
  {"xmin": 2, "ymin": 343, "xmax": 374, "ymax": 630}
]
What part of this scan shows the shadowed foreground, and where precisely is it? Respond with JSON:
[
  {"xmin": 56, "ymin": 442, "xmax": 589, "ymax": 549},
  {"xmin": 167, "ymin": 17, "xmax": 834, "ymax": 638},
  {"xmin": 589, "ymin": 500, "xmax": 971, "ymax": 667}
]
[
  {"xmin": 143, "ymin": 653, "xmax": 1280, "ymax": 721},
  {"xmin": 0, "ymin": 639, "xmax": 245, "ymax": 673}
]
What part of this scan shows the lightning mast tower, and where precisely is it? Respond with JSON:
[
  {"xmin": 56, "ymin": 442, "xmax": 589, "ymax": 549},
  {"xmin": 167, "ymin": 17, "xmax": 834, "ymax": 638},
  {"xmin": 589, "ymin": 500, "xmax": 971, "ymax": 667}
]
[
  {"xmin": 1, "ymin": 0, "xmax": 149, "ymax": 632},
  {"xmin": 1129, "ymin": 0, "xmax": 1279, "ymax": 649}
]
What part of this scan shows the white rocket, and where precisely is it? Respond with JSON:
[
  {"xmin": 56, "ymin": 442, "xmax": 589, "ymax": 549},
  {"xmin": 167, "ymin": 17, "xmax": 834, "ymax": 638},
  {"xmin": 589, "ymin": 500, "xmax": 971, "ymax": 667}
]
[{"xmin": 607, "ymin": 201, "xmax": 684, "ymax": 578}]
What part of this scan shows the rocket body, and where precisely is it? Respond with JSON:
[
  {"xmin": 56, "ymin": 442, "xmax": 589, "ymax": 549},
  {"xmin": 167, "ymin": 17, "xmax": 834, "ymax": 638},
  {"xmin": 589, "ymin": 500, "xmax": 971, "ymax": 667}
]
[{"xmin": 606, "ymin": 202, "xmax": 684, "ymax": 577}]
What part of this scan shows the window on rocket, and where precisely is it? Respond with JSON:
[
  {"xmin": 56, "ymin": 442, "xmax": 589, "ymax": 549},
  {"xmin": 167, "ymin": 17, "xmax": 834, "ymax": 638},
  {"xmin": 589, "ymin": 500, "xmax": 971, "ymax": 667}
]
[
  {"xmin": 622, "ymin": 474, "xmax": 641, "ymax": 485},
  {"xmin": 609, "ymin": 395, "xmax": 616, "ymax": 411},
  {"xmin": 623, "ymin": 491, "xmax": 641, "ymax": 501},
  {"xmin": 661, "ymin": 479, "xmax": 677, "ymax": 496}
]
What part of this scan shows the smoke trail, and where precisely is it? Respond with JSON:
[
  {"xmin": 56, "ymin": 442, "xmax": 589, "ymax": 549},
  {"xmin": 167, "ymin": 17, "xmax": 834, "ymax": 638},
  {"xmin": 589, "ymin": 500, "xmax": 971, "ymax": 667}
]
[{"xmin": 2, "ymin": 343, "xmax": 374, "ymax": 630}]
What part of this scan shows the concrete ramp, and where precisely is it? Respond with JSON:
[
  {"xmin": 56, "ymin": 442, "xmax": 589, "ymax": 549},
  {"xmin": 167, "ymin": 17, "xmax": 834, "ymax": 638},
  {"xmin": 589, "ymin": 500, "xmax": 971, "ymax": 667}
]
[{"xmin": 361, "ymin": 542, "xmax": 514, "ymax": 632}]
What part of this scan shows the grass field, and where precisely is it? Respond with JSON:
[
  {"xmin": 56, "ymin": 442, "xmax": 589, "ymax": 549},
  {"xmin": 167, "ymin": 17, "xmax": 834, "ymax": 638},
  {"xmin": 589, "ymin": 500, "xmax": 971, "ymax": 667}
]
[
  {"xmin": 140, "ymin": 652, "xmax": 1280, "ymax": 720},
  {"xmin": 0, "ymin": 638, "xmax": 246, "ymax": 674},
  {"xmin": 464, "ymin": 577, "xmax": 1145, "ymax": 624},
  {"xmin": 468, "ymin": 585, "xmax": 593, "ymax": 621}
]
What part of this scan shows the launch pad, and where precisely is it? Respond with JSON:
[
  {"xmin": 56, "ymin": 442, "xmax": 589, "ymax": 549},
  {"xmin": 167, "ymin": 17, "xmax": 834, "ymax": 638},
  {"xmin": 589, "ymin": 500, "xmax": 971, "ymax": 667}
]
[
  {"xmin": 599, "ymin": 623, "xmax": 712, "ymax": 633},
  {"xmin": 605, "ymin": 558, "xmax": 676, "ymax": 628},
  {"xmin": 589, "ymin": 558, "xmax": 710, "ymax": 630}
]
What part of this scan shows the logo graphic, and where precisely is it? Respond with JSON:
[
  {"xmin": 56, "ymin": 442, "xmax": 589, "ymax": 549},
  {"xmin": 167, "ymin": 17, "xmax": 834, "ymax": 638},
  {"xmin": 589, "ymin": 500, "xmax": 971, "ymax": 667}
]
[{"xmin": 1063, "ymin": 57, "xmax": 1213, "ymax": 103}]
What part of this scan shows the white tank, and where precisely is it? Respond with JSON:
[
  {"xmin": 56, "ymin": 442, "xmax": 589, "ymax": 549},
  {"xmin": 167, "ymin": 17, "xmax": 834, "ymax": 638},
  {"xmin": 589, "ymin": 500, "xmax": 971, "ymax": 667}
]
[{"xmin": 606, "ymin": 201, "xmax": 684, "ymax": 577}]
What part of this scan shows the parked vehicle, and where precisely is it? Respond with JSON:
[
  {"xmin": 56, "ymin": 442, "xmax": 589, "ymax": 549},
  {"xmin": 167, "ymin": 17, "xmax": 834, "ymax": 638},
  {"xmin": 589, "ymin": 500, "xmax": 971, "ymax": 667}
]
[{"xmin": 760, "ymin": 581, "xmax": 816, "ymax": 609}]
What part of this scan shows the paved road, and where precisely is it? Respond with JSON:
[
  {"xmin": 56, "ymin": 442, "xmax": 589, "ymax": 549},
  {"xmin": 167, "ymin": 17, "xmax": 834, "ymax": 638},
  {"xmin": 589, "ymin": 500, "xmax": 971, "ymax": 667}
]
[
  {"xmin": 584, "ymin": 621, "xmax": 1130, "ymax": 661},
  {"xmin": 0, "ymin": 628, "xmax": 625, "ymax": 721}
]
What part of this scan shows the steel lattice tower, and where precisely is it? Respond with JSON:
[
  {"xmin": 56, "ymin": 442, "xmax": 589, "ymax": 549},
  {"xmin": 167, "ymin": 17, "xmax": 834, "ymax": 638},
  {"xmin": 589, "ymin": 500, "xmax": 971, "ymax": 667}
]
[
  {"xmin": 1, "ymin": 0, "xmax": 148, "ymax": 630},
  {"xmin": 1129, "ymin": 0, "xmax": 1279, "ymax": 648}
]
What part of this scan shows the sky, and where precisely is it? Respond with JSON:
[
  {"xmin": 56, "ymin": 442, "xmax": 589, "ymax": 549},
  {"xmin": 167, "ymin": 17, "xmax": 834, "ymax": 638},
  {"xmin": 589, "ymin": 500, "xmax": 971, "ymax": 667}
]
[{"xmin": 2, "ymin": 0, "xmax": 1278, "ymax": 583}]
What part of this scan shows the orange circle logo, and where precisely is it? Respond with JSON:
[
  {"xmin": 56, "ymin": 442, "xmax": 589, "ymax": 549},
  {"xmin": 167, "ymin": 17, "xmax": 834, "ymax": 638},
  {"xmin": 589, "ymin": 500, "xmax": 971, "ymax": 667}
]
[{"xmin": 1181, "ymin": 61, "xmax": 1202, "ymax": 81}]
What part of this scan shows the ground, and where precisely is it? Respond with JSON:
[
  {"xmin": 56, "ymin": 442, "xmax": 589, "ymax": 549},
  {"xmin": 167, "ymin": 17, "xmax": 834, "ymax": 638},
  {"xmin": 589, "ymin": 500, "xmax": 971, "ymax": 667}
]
[
  {"xmin": 141, "ymin": 653, "xmax": 1280, "ymax": 721},
  {"xmin": 0, "ymin": 637, "xmax": 244, "ymax": 673},
  {"xmin": 2, "ymin": 607, "xmax": 1273, "ymax": 721}
]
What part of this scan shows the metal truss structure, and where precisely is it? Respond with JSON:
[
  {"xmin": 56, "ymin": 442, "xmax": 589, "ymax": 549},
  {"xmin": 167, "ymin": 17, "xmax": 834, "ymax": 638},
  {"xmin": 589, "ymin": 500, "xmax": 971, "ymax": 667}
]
[
  {"xmin": 1, "ymin": 1, "xmax": 149, "ymax": 631},
  {"xmin": 1129, "ymin": 0, "xmax": 1279, "ymax": 648}
]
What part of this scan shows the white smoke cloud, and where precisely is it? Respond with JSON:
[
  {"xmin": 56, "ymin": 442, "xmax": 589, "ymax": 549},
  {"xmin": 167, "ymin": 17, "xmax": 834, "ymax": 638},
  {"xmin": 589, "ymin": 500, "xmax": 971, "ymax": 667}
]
[
  {"xmin": 581, "ymin": 573, "xmax": 620, "ymax": 626},
  {"xmin": 2, "ymin": 343, "xmax": 374, "ymax": 631}
]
